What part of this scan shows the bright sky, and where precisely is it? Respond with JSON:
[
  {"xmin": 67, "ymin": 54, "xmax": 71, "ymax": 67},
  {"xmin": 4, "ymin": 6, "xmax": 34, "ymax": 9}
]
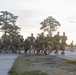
[{"xmin": 0, "ymin": 0, "xmax": 76, "ymax": 44}]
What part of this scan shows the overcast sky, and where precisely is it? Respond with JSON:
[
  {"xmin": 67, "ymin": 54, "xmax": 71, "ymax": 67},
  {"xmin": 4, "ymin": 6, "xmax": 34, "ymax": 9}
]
[{"xmin": 0, "ymin": 0, "xmax": 76, "ymax": 44}]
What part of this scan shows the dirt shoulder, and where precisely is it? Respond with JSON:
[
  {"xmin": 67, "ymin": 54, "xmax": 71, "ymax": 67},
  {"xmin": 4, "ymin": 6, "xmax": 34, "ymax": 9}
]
[{"xmin": 8, "ymin": 54, "xmax": 76, "ymax": 75}]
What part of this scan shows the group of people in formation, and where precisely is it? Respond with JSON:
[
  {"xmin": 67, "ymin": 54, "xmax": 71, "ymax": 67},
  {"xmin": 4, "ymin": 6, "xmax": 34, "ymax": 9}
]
[
  {"xmin": 0, "ymin": 31, "xmax": 67, "ymax": 55},
  {"xmin": 24, "ymin": 31, "xmax": 67, "ymax": 55}
]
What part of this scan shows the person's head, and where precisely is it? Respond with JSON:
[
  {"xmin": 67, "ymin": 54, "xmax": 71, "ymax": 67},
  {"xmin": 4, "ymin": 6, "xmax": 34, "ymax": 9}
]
[
  {"xmin": 63, "ymin": 32, "xmax": 65, "ymax": 35},
  {"xmin": 41, "ymin": 32, "xmax": 44, "ymax": 36},
  {"xmin": 31, "ymin": 33, "xmax": 33, "ymax": 36},
  {"xmin": 57, "ymin": 31, "xmax": 60, "ymax": 35}
]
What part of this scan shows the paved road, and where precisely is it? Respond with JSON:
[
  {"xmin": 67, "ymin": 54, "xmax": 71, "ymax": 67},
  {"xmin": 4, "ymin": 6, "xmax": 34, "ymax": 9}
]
[
  {"xmin": 50, "ymin": 51, "xmax": 76, "ymax": 60},
  {"xmin": 20, "ymin": 50, "xmax": 76, "ymax": 60},
  {"xmin": 0, "ymin": 54, "xmax": 18, "ymax": 75}
]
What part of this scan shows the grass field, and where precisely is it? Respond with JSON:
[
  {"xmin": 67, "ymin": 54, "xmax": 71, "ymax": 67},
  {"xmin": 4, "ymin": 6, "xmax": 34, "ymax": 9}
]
[{"xmin": 8, "ymin": 54, "xmax": 76, "ymax": 75}]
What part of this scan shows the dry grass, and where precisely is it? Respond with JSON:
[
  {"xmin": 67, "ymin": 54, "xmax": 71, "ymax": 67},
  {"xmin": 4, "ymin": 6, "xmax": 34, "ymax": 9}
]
[{"xmin": 66, "ymin": 60, "xmax": 76, "ymax": 64}]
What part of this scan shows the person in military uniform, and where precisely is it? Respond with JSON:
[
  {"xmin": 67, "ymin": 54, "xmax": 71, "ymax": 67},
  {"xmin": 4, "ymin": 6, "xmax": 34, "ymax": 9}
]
[
  {"xmin": 54, "ymin": 32, "xmax": 61, "ymax": 54},
  {"xmin": 60, "ymin": 32, "xmax": 67, "ymax": 55},
  {"xmin": 38, "ymin": 32, "xmax": 45, "ymax": 54},
  {"xmin": 29, "ymin": 33, "xmax": 35, "ymax": 53},
  {"xmin": 24, "ymin": 37, "xmax": 30, "ymax": 54}
]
